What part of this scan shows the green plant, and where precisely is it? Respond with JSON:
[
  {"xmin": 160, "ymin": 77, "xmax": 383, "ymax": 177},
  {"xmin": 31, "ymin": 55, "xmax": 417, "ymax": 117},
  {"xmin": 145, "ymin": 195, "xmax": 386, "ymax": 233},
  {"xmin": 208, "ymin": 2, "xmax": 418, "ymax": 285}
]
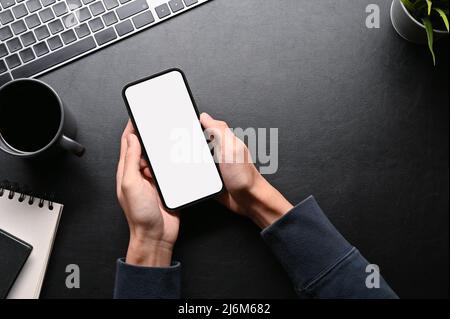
[{"xmin": 401, "ymin": 0, "xmax": 449, "ymax": 65}]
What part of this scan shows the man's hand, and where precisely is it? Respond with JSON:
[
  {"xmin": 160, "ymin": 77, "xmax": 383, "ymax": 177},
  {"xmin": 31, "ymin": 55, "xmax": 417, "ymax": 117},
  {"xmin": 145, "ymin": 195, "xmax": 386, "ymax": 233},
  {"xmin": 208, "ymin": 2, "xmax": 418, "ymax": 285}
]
[
  {"xmin": 200, "ymin": 113, "xmax": 293, "ymax": 228},
  {"xmin": 116, "ymin": 121, "xmax": 179, "ymax": 267}
]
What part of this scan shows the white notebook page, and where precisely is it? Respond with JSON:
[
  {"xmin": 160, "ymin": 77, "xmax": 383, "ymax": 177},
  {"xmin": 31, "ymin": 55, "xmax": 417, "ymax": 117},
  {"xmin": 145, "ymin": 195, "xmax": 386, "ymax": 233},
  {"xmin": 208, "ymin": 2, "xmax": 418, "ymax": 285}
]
[{"xmin": 0, "ymin": 194, "xmax": 62, "ymax": 299}]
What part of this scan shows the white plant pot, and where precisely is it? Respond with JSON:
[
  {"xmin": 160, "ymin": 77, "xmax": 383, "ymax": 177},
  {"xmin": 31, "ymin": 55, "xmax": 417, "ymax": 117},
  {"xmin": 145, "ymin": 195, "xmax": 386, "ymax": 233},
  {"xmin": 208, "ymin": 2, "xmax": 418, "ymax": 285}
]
[{"xmin": 390, "ymin": 0, "xmax": 448, "ymax": 45}]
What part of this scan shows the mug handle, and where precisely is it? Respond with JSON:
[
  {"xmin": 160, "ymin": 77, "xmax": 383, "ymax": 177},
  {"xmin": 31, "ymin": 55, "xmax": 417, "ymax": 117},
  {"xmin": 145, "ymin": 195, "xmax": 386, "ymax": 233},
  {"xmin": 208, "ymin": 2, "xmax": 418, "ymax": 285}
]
[{"xmin": 60, "ymin": 135, "xmax": 85, "ymax": 157}]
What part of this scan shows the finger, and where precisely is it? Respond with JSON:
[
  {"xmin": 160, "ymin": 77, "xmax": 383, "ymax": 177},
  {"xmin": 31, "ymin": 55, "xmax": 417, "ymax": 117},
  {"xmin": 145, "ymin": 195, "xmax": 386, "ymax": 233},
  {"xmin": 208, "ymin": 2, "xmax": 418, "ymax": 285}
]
[
  {"xmin": 116, "ymin": 123, "xmax": 130, "ymax": 197},
  {"xmin": 200, "ymin": 112, "xmax": 212, "ymax": 127},
  {"xmin": 121, "ymin": 120, "xmax": 135, "ymax": 139},
  {"xmin": 200, "ymin": 112, "xmax": 226, "ymax": 129},
  {"xmin": 118, "ymin": 120, "xmax": 135, "ymax": 186},
  {"xmin": 142, "ymin": 167, "xmax": 152, "ymax": 180},
  {"xmin": 140, "ymin": 158, "xmax": 148, "ymax": 169},
  {"xmin": 200, "ymin": 113, "xmax": 231, "ymax": 143},
  {"xmin": 139, "ymin": 157, "xmax": 154, "ymax": 180},
  {"xmin": 123, "ymin": 133, "xmax": 143, "ymax": 187}
]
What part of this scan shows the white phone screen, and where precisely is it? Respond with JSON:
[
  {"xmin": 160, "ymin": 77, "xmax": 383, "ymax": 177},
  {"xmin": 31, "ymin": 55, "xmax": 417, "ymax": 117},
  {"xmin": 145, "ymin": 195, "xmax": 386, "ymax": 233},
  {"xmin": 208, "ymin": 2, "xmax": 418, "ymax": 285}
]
[{"xmin": 124, "ymin": 70, "xmax": 223, "ymax": 210}]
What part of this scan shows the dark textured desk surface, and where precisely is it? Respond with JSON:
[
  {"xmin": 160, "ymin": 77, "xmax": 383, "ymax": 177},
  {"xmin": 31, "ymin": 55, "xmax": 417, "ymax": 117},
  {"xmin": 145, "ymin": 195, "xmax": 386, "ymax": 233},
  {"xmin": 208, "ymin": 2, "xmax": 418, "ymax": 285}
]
[{"xmin": 1, "ymin": 0, "xmax": 448, "ymax": 298}]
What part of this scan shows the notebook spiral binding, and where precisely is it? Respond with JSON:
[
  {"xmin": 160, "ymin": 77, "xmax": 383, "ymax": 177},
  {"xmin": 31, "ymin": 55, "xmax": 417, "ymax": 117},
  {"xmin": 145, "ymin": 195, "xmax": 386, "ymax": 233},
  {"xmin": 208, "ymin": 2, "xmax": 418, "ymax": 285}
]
[{"xmin": 0, "ymin": 180, "xmax": 54, "ymax": 210}]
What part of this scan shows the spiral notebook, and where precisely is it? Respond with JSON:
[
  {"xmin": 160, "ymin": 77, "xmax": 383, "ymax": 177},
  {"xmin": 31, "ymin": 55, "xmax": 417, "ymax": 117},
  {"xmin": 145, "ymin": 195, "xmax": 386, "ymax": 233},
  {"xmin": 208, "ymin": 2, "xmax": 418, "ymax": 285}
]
[{"xmin": 0, "ymin": 181, "xmax": 63, "ymax": 299}]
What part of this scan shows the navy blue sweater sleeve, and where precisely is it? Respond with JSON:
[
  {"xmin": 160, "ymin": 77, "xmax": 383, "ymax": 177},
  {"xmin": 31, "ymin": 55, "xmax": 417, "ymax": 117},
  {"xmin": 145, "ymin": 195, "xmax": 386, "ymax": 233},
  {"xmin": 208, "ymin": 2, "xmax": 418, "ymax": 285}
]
[
  {"xmin": 261, "ymin": 196, "xmax": 398, "ymax": 299},
  {"xmin": 113, "ymin": 258, "xmax": 181, "ymax": 299}
]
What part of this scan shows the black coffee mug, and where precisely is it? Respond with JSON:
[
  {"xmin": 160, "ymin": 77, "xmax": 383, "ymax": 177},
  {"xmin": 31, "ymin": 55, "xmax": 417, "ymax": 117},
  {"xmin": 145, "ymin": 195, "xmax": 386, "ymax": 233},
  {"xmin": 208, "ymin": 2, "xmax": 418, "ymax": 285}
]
[{"xmin": 0, "ymin": 79, "xmax": 85, "ymax": 158}]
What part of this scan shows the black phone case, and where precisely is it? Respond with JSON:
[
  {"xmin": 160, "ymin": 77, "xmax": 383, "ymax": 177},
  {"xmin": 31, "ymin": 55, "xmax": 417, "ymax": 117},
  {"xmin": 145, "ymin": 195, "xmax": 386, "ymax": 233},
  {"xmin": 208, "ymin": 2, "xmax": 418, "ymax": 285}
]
[
  {"xmin": 122, "ymin": 68, "xmax": 224, "ymax": 211},
  {"xmin": 0, "ymin": 229, "xmax": 33, "ymax": 299}
]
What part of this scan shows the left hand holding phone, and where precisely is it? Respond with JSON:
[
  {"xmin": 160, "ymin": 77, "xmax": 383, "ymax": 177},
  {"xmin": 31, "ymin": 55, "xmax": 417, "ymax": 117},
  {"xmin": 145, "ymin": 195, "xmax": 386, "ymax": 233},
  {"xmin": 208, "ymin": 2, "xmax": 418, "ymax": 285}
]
[{"xmin": 116, "ymin": 121, "xmax": 180, "ymax": 267}]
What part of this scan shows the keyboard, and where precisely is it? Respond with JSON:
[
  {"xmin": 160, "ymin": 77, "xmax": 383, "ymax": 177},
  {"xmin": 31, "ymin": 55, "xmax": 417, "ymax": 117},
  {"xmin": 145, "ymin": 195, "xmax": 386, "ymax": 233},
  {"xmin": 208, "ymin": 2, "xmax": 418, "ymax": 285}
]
[{"xmin": 0, "ymin": 0, "xmax": 210, "ymax": 86}]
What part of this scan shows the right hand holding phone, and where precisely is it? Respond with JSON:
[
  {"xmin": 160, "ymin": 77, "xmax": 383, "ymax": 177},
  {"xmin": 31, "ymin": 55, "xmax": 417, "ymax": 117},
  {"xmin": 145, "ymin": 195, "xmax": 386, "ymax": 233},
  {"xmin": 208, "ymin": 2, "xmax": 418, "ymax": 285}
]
[{"xmin": 200, "ymin": 113, "xmax": 293, "ymax": 229}]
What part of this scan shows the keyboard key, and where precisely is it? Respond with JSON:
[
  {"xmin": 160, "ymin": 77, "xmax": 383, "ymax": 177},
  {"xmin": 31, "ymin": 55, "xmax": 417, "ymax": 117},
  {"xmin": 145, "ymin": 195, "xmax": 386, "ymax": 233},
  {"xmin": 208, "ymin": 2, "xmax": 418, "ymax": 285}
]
[
  {"xmin": 0, "ymin": 73, "xmax": 13, "ymax": 86},
  {"xmin": 94, "ymin": 26, "xmax": 116, "ymax": 45},
  {"xmin": 67, "ymin": 0, "xmax": 82, "ymax": 9},
  {"xmin": 53, "ymin": 2, "xmax": 68, "ymax": 16},
  {"xmin": 34, "ymin": 25, "xmax": 50, "ymax": 40},
  {"xmin": 103, "ymin": 0, "xmax": 118, "ymax": 10},
  {"xmin": 41, "ymin": 0, "xmax": 55, "ymax": 6},
  {"xmin": 5, "ymin": 54, "xmax": 21, "ymax": 69},
  {"xmin": 39, "ymin": 7, "xmax": 55, "ymax": 23},
  {"xmin": 102, "ymin": 11, "xmax": 117, "ymax": 26},
  {"xmin": 48, "ymin": 19, "xmax": 64, "ymax": 34},
  {"xmin": 25, "ymin": 13, "xmax": 41, "ymax": 28},
  {"xmin": 0, "ymin": 44, "xmax": 8, "ymax": 58},
  {"xmin": 47, "ymin": 35, "xmax": 62, "ymax": 50},
  {"xmin": 12, "ymin": 4, "xmax": 28, "ymax": 19},
  {"xmin": 33, "ymin": 41, "xmax": 49, "ymax": 56},
  {"xmin": 0, "ymin": 60, "xmax": 7, "ymax": 73},
  {"xmin": 62, "ymin": 12, "xmax": 78, "ymax": 28},
  {"xmin": 61, "ymin": 29, "xmax": 76, "ymax": 44},
  {"xmin": 11, "ymin": 20, "xmax": 27, "ymax": 35},
  {"xmin": 20, "ymin": 31, "xmax": 36, "ymax": 46},
  {"xmin": 74, "ymin": 23, "xmax": 90, "ymax": 38},
  {"xmin": 77, "ymin": 7, "xmax": 91, "ymax": 22},
  {"xmin": 89, "ymin": 1, "xmax": 105, "ymax": 16},
  {"xmin": 155, "ymin": 3, "xmax": 171, "ymax": 19},
  {"xmin": 88, "ymin": 17, "xmax": 103, "ymax": 32},
  {"xmin": 0, "ymin": 26, "xmax": 13, "ymax": 41},
  {"xmin": 168, "ymin": 0, "xmax": 184, "ymax": 13},
  {"xmin": 6, "ymin": 37, "xmax": 22, "ymax": 52},
  {"xmin": 115, "ymin": 19, "xmax": 133, "ymax": 36},
  {"xmin": 25, "ymin": 0, "xmax": 41, "ymax": 12},
  {"xmin": 117, "ymin": 0, "xmax": 148, "ymax": 20},
  {"xmin": 132, "ymin": 10, "xmax": 154, "ymax": 28},
  {"xmin": 183, "ymin": 0, "xmax": 197, "ymax": 6},
  {"xmin": 6, "ymin": 56, "xmax": 20, "ymax": 70},
  {"xmin": 0, "ymin": 0, "xmax": 15, "ymax": 9},
  {"xmin": 119, "ymin": 0, "xmax": 130, "ymax": 3},
  {"xmin": 19, "ymin": 47, "xmax": 35, "ymax": 62},
  {"xmin": 0, "ymin": 9, "xmax": 14, "ymax": 24},
  {"xmin": 11, "ymin": 36, "xmax": 97, "ymax": 78},
  {"xmin": 81, "ymin": 0, "xmax": 94, "ymax": 4}
]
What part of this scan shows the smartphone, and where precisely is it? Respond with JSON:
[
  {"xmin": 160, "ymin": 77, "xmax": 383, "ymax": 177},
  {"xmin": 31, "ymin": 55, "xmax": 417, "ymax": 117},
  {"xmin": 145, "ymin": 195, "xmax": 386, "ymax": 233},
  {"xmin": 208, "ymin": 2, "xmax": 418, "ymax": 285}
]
[{"xmin": 122, "ymin": 69, "xmax": 223, "ymax": 210}]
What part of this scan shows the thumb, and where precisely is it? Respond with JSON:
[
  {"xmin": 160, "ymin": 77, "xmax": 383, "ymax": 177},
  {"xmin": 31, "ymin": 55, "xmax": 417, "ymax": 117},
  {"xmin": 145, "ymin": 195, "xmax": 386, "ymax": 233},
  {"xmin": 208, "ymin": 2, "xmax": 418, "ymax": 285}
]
[
  {"xmin": 123, "ymin": 134, "xmax": 142, "ymax": 183},
  {"xmin": 200, "ymin": 112, "xmax": 218, "ymax": 129}
]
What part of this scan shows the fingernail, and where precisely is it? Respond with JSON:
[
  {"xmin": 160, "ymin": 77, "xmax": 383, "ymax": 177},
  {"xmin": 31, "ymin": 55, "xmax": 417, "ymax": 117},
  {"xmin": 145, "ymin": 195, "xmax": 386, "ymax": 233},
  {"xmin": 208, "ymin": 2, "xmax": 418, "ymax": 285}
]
[
  {"xmin": 127, "ymin": 134, "xmax": 135, "ymax": 145},
  {"xmin": 201, "ymin": 112, "xmax": 212, "ymax": 120}
]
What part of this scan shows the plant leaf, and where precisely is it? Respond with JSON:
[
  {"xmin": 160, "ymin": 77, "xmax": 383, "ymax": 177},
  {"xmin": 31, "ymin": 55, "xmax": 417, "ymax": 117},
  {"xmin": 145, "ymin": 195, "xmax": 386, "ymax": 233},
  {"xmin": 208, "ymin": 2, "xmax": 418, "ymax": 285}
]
[
  {"xmin": 401, "ymin": 0, "xmax": 416, "ymax": 12},
  {"xmin": 426, "ymin": 0, "xmax": 433, "ymax": 15},
  {"xmin": 433, "ymin": 7, "xmax": 449, "ymax": 31},
  {"xmin": 422, "ymin": 17, "xmax": 436, "ymax": 65}
]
